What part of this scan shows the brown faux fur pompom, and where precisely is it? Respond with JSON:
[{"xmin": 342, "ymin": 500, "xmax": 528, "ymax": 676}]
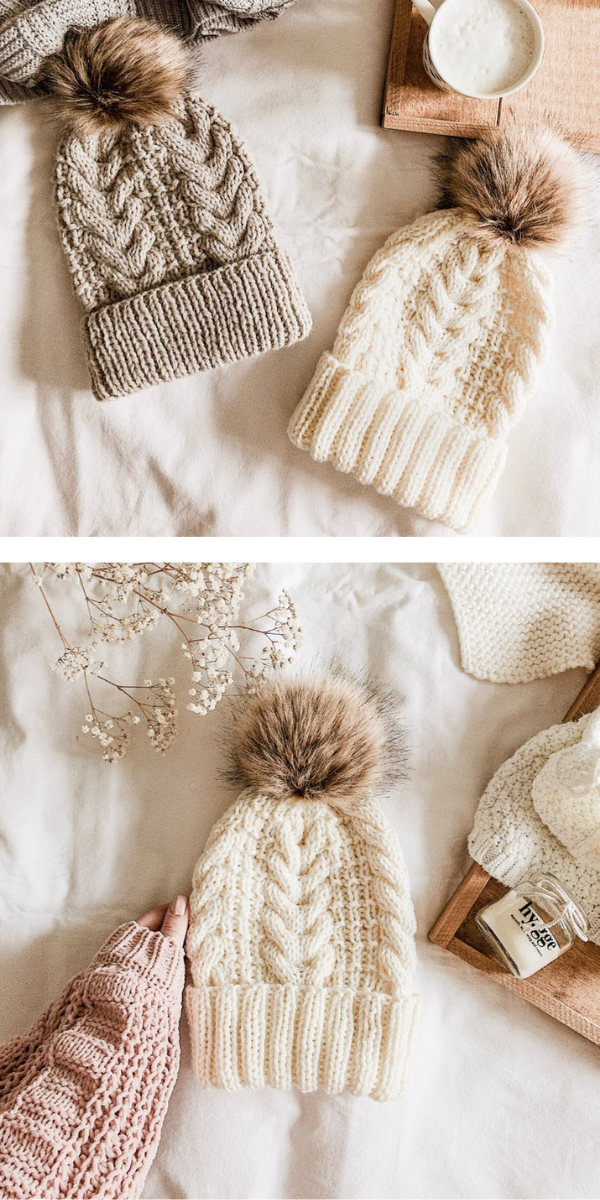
[
  {"xmin": 225, "ymin": 675, "xmax": 407, "ymax": 810},
  {"xmin": 39, "ymin": 16, "xmax": 191, "ymax": 136},
  {"xmin": 437, "ymin": 126, "xmax": 587, "ymax": 249}
]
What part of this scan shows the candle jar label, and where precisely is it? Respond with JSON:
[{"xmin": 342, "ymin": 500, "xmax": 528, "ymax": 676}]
[{"xmin": 476, "ymin": 891, "xmax": 562, "ymax": 978}]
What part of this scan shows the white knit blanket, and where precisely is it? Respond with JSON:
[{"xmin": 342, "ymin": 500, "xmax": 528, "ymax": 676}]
[
  {"xmin": 440, "ymin": 562, "xmax": 600, "ymax": 682},
  {"xmin": 0, "ymin": 0, "xmax": 598, "ymax": 535},
  {"xmin": 1, "ymin": 562, "xmax": 597, "ymax": 1199}
]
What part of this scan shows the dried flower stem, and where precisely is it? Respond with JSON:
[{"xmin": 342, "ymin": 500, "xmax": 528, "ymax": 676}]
[{"xmin": 29, "ymin": 563, "xmax": 301, "ymax": 762}]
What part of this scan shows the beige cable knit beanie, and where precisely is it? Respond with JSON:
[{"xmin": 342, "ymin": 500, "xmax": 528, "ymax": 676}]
[
  {"xmin": 289, "ymin": 128, "xmax": 586, "ymax": 532},
  {"xmin": 46, "ymin": 17, "xmax": 311, "ymax": 401},
  {"xmin": 185, "ymin": 676, "xmax": 420, "ymax": 1101}
]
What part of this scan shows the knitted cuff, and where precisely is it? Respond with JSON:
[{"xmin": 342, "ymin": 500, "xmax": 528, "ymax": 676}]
[
  {"xmin": 288, "ymin": 352, "xmax": 507, "ymax": 532},
  {"xmin": 185, "ymin": 984, "xmax": 420, "ymax": 1101},
  {"xmin": 136, "ymin": 0, "xmax": 188, "ymax": 35},
  {"xmin": 0, "ymin": 0, "xmax": 134, "ymax": 82},
  {"xmin": 84, "ymin": 247, "xmax": 312, "ymax": 401},
  {"xmin": 0, "ymin": 72, "xmax": 36, "ymax": 101},
  {"xmin": 184, "ymin": 0, "xmax": 291, "ymax": 40},
  {"xmin": 90, "ymin": 921, "xmax": 185, "ymax": 996}
]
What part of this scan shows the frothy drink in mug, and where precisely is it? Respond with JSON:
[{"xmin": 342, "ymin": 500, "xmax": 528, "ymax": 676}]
[{"xmin": 421, "ymin": 0, "xmax": 544, "ymax": 99}]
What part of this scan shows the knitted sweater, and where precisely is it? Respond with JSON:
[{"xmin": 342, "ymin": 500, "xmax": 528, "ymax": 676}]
[
  {"xmin": 0, "ymin": 922, "xmax": 184, "ymax": 1200},
  {"xmin": 439, "ymin": 563, "xmax": 600, "ymax": 683}
]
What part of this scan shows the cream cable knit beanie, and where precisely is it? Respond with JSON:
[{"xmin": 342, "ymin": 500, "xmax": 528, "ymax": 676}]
[
  {"xmin": 469, "ymin": 711, "xmax": 600, "ymax": 944},
  {"xmin": 289, "ymin": 128, "xmax": 586, "ymax": 532},
  {"xmin": 45, "ymin": 17, "xmax": 310, "ymax": 401},
  {"xmin": 185, "ymin": 676, "xmax": 420, "ymax": 1101},
  {"xmin": 439, "ymin": 562, "xmax": 600, "ymax": 682}
]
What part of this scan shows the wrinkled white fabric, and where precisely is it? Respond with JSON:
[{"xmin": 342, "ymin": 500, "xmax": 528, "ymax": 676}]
[
  {"xmin": 1, "ymin": 562, "xmax": 599, "ymax": 1200},
  {"xmin": 0, "ymin": 0, "xmax": 598, "ymax": 535}
]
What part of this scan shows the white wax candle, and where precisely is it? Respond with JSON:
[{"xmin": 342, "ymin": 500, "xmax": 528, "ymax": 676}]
[{"xmin": 478, "ymin": 890, "xmax": 562, "ymax": 978}]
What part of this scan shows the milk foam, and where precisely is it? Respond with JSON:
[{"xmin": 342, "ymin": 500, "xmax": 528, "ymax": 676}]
[{"xmin": 431, "ymin": 0, "xmax": 537, "ymax": 95}]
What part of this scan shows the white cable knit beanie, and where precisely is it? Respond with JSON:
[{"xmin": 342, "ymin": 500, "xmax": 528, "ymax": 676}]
[
  {"xmin": 289, "ymin": 128, "xmax": 586, "ymax": 532},
  {"xmin": 469, "ymin": 710, "xmax": 600, "ymax": 944},
  {"xmin": 185, "ymin": 675, "xmax": 420, "ymax": 1101}
]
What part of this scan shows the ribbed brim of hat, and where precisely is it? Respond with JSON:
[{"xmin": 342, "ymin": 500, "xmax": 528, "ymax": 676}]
[
  {"xmin": 185, "ymin": 983, "xmax": 420, "ymax": 1101},
  {"xmin": 184, "ymin": 0, "xmax": 289, "ymax": 39},
  {"xmin": 84, "ymin": 247, "xmax": 312, "ymax": 401},
  {"xmin": 288, "ymin": 352, "xmax": 507, "ymax": 532}
]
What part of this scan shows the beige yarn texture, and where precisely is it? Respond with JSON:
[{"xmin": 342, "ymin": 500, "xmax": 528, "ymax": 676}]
[
  {"xmin": 0, "ymin": 0, "xmax": 134, "ymax": 82},
  {"xmin": 469, "ymin": 713, "xmax": 600, "ymax": 944},
  {"xmin": 0, "ymin": 0, "xmax": 293, "ymax": 91},
  {"xmin": 439, "ymin": 562, "xmax": 600, "ymax": 682},
  {"xmin": 55, "ymin": 92, "xmax": 312, "ymax": 400},
  {"xmin": 185, "ymin": 791, "xmax": 419, "ymax": 1101},
  {"xmin": 288, "ymin": 209, "xmax": 552, "ymax": 531}
]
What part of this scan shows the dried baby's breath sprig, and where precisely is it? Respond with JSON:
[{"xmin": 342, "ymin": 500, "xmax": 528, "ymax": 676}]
[{"xmin": 29, "ymin": 563, "xmax": 301, "ymax": 762}]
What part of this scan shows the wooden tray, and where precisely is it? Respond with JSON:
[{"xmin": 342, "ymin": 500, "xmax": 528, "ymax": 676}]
[
  {"xmin": 382, "ymin": 0, "xmax": 600, "ymax": 151},
  {"xmin": 429, "ymin": 662, "xmax": 600, "ymax": 1045}
]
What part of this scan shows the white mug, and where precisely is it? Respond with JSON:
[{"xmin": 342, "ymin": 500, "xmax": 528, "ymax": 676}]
[{"xmin": 415, "ymin": 0, "xmax": 544, "ymax": 101}]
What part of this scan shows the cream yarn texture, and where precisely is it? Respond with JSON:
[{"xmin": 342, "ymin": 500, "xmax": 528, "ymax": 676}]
[
  {"xmin": 55, "ymin": 92, "xmax": 311, "ymax": 400},
  {"xmin": 532, "ymin": 706, "xmax": 600, "ymax": 869},
  {"xmin": 439, "ymin": 562, "xmax": 600, "ymax": 682},
  {"xmin": 185, "ymin": 790, "xmax": 419, "ymax": 1100},
  {"xmin": 288, "ymin": 208, "xmax": 552, "ymax": 531},
  {"xmin": 469, "ymin": 713, "xmax": 600, "ymax": 944}
]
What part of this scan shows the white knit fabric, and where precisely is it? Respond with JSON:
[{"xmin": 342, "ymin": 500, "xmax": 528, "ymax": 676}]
[
  {"xmin": 469, "ymin": 713, "xmax": 600, "ymax": 944},
  {"xmin": 532, "ymin": 706, "xmax": 600, "ymax": 869},
  {"xmin": 185, "ymin": 791, "xmax": 420, "ymax": 1101},
  {"xmin": 439, "ymin": 562, "xmax": 600, "ymax": 682},
  {"xmin": 288, "ymin": 209, "xmax": 553, "ymax": 532}
]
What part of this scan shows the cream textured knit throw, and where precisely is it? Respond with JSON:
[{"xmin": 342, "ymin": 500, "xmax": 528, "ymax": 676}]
[
  {"xmin": 46, "ymin": 17, "xmax": 311, "ymax": 400},
  {"xmin": 469, "ymin": 711, "xmax": 600, "ymax": 944},
  {"xmin": 439, "ymin": 562, "xmax": 600, "ymax": 682},
  {"xmin": 185, "ymin": 676, "xmax": 420, "ymax": 1101},
  {"xmin": 289, "ymin": 128, "xmax": 586, "ymax": 532}
]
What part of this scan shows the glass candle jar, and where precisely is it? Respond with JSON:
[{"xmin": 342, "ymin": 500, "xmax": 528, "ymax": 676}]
[{"xmin": 475, "ymin": 874, "xmax": 588, "ymax": 979}]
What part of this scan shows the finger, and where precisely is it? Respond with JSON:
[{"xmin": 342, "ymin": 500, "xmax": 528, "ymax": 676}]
[
  {"xmin": 136, "ymin": 903, "xmax": 169, "ymax": 931},
  {"xmin": 160, "ymin": 895, "xmax": 189, "ymax": 946}
]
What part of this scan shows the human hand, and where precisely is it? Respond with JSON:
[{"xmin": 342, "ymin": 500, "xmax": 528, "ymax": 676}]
[{"xmin": 136, "ymin": 896, "xmax": 189, "ymax": 948}]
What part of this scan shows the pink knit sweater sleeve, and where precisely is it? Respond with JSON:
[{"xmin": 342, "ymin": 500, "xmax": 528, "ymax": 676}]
[{"xmin": 0, "ymin": 921, "xmax": 185, "ymax": 1200}]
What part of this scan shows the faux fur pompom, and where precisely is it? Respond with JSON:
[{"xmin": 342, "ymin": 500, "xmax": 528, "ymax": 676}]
[
  {"xmin": 225, "ymin": 675, "xmax": 408, "ymax": 810},
  {"xmin": 39, "ymin": 16, "xmax": 192, "ymax": 136},
  {"xmin": 437, "ymin": 126, "xmax": 587, "ymax": 249}
]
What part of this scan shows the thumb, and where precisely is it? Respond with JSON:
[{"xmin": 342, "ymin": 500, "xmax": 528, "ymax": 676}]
[{"xmin": 160, "ymin": 895, "xmax": 189, "ymax": 947}]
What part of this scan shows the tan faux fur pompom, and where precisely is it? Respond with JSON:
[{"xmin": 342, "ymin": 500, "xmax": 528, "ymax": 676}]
[
  {"xmin": 437, "ymin": 126, "xmax": 587, "ymax": 249},
  {"xmin": 225, "ymin": 675, "xmax": 407, "ymax": 809},
  {"xmin": 39, "ymin": 15, "xmax": 192, "ymax": 136}
]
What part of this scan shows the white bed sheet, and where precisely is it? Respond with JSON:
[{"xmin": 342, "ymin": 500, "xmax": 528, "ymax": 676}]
[
  {"xmin": 0, "ymin": 0, "xmax": 598, "ymax": 537},
  {"xmin": 1, "ymin": 561, "xmax": 599, "ymax": 1200}
]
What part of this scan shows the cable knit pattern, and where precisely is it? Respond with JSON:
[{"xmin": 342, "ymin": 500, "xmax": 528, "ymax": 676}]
[
  {"xmin": 288, "ymin": 208, "xmax": 553, "ymax": 531},
  {"xmin": 55, "ymin": 91, "xmax": 311, "ymax": 400},
  {"xmin": 439, "ymin": 562, "xmax": 600, "ymax": 682},
  {"xmin": 0, "ymin": 922, "xmax": 184, "ymax": 1200},
  {"xmin": 185, "ymin": 792, "xmax": 419, "ymax": 1101},
  {"xmin": 469, "ymin": 714, "xmax": 600, "ymax": 945}
]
